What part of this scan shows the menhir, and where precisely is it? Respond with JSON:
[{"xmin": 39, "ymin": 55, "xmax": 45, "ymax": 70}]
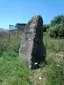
[{"xmin": 19, "ymin": 15, "xmax": 46, "ymax": 69}]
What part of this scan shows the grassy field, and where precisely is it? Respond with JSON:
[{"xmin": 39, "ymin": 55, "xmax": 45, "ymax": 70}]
[{"xmin": 0, "ymin": 32, "xmax": 64, "ymax": 85}]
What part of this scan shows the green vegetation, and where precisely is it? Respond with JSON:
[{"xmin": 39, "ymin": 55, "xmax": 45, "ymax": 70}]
[
  {"xmin": 0, "ymin": 52, "xmax": 30, "ymax": 85},
  {"xmin": 43, "ymin": 24, "xmax": 50, "ymax": 32},
  {"xmin": 48, "ymin": 24, "xmax": 64, "ymax": 38},
  {"xmin": 0, "ymin": 15, "xmax": 64, "ymax": 85},
  {"xmin": 0, "ymin": 33, "xmax": 31, "ymax": 85},
  {"xmin": 44, "ymin": 15, "xmax": 64, "ymax": 38}
]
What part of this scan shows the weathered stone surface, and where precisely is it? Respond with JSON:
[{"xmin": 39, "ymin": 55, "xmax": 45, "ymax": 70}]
[{"xmin": 19, "ymin": 15, "xmax": 46, "ymax": 69}]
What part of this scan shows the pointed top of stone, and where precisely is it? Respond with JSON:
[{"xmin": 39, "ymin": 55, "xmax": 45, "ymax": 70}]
[
  {"xmin": 31, "ymin": 14, "xmax": 42, "ymax": 18},
  {"xmin": 28, "ymin": 15, "xmax": 43, "ymax": 24},
  {"xmin": 25, "ymin": 15, "xmax": 43, "ymax": 33}
]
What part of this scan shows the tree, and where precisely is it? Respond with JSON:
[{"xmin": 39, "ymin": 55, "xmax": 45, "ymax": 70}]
[{"xmin": 51, "ymin": 15, "xmax": 64, "ymax": 26}]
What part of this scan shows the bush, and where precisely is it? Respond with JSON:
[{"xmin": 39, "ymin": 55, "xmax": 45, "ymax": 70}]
[
  {"xmin": 48, "ymin": 24, "xmax": 64, "ymax": 38},
  {"xmin": 43, "ymin": 24, "xmax": 50, "ymax": 32},
  {"xmin": 48, "ymin": 15, "xmax": 64, "ymax": 38}
]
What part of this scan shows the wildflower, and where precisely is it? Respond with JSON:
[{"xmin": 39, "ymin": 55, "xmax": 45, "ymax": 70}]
[
  {"xmin": 34, "ymin": 62, "xmax": 38, "ymax": 65},
  {"xmin": 39, "ymin": 77, "xmax": 42, "ymax": 80},
  {"xmin": 57, "ymin": 64, "xmax": 60, "ymax": 66}
]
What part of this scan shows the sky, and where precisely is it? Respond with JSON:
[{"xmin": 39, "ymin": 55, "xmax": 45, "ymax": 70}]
[{"xmin": 0, "ymin": 0, "xmax": 64, "ymax": 29}]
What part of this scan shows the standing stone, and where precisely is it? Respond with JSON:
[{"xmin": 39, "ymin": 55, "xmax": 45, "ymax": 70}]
[{"xmin": 19, "ymin": 15, "xmax": 46, "ymax": 69}]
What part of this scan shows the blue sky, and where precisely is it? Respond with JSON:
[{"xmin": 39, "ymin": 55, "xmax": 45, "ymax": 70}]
[{"xmin": 0, "ymin": 0, "xmax": 64, "ymax": 29}]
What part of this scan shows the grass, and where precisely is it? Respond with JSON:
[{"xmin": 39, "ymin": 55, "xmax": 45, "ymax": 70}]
[
  {"xmin": 0, "ymin": 31, "xmax": 64, "ymax": 85},
  {"xmin": 0, "ymin": 52, "xmax": 31, "ymax": 85},
  {"xmin": 0, "ymin": 32, "xmax": 32, "ymax": 85}
]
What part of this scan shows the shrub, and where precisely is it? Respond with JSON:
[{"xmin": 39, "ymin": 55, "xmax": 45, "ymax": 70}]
[
  {"xmin": 48, "ymin": 24, "xmax": 64, "ymax": 38},
  {"xmin": 48, "ymin": 15, "xmax": 64, "ymax": 38},
  {"xmin": 43, "ymin": 24, "xmax": 50, "ymax": 32}
]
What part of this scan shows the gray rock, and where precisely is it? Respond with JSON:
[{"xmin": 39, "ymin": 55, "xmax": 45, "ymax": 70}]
[{"xmin": 19, "ymin": 15, "xmax": 46, "ymax": 69}]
